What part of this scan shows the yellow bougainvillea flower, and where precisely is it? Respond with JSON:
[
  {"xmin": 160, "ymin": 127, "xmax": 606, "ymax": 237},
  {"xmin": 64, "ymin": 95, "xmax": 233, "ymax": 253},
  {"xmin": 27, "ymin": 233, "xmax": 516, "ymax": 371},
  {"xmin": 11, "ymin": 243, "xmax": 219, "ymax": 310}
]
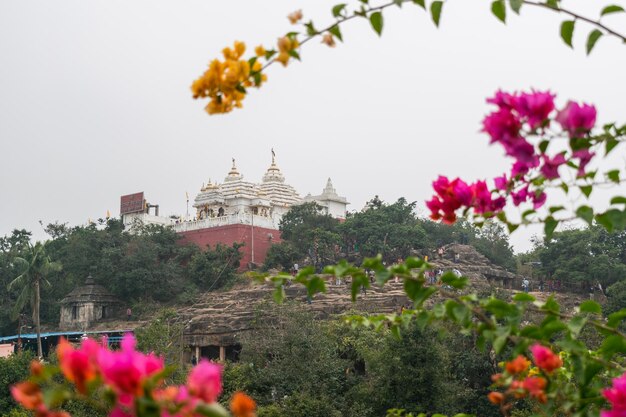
[{"xmin": 254, "ymin": 45, "xmax": 266, "ymax": 57}]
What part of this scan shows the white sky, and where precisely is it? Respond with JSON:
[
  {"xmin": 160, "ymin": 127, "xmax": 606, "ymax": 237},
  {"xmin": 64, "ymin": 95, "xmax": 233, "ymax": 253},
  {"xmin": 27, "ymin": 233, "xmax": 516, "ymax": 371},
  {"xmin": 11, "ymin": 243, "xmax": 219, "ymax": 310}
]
[{"xmin": 1, "ymin": 0, "xmax": 625, "ymax": 253}]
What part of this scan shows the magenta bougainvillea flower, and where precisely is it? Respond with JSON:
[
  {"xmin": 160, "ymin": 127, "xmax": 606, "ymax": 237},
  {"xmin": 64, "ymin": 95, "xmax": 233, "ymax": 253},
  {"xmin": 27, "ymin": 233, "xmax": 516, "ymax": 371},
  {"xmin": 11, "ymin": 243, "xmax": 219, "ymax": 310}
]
[
  {"xmin": 556, "ymin": 101, "xmax": 597, "ymax": 138},
  {"xmin": 602, "ymin": 373, "xmax": 626, "ymax": 417}
]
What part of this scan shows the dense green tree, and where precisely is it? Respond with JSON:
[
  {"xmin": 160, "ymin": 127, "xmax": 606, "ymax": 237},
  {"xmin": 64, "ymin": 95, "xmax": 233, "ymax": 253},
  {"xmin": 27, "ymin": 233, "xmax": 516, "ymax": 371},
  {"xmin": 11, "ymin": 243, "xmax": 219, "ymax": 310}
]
[
  {"xmin": 277, "ymin": 202, "xmax": 341, "ymax": 269},
  {"xmin": 0, "ymin": 351, "xmax": 34, "ymax": 415},
  {"xmin": 223, "ymin": 304, "xmax": 498, "ymax": 417},
  {"xmin": 526, "ymin": 226, "xmax": 626, "ymax": 288},
  {"xmin": 8, "ymin": 242, "xmax": 62, "ymax": 357},
  {"xmin": 340, "ymin": 197, "xmax": 428, "ymax": 262},
  {"xmin": 263, "ymin": 241, "xmax": 300, "ymax": 271},
  {"xmin": 188, "ymin": 243, "xmax": 243, "ymax": 291}
]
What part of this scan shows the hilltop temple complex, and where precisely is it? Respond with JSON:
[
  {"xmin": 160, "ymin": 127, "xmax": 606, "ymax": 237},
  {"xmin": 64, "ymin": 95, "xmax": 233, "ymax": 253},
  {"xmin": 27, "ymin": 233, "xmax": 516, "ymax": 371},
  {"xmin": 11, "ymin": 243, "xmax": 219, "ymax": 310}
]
[{"xmin": 120, "ymin": 152, "xmax": 348, "ymax": 267}]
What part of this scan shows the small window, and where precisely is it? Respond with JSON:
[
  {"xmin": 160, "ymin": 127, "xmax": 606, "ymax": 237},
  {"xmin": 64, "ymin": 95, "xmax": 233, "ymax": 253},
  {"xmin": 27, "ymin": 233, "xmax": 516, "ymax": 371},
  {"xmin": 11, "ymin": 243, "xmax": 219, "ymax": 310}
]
[
  {"xmin": 102, "ymin": 306, "xmax": 107, "ymax": 319},
  {"xmin": 72, "ymin": 306, "xmax": 78, "ymax": 320}
]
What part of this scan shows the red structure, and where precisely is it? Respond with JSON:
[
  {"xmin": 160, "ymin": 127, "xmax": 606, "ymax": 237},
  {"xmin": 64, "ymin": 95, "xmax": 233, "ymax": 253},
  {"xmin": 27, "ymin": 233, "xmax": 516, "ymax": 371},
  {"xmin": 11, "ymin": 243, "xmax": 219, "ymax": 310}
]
[{"xmin": 178, "ymin": 224, "xmax": 281, "ymax": 270}]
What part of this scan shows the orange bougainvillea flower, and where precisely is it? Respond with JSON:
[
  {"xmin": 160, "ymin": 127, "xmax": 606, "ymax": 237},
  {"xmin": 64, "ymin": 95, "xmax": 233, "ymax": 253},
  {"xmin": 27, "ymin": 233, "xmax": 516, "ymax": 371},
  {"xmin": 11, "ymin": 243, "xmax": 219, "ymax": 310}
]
[
  {"xmin": 505, "ymin": 355, "xmax": 531, "ymax": 375},
  {"xmin": 10, "ymin": 381, "xmax": 43, "ymax": 410},
  {"xmin": 30, "ymin": 359, "xmax": 44, "ymax": 377},
  {"xmin": 530, "ymin": 344, "xmax": 563, "ymax": 373},
  {"xmin": 230, "ymin": 392, "xmax": 257, "ymax": 417},
  {"xmin": 488, "ymin": 391, "xmax": 505, "ymax": 404}
]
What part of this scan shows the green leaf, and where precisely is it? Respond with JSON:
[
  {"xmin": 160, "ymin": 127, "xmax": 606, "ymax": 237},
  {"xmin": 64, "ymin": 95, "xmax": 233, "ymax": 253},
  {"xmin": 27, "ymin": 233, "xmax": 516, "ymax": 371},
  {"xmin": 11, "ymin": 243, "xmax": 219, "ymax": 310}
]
[
  {"xmin": 491, "ymin": 0, "xmax": 506, "ymax": 23},
  {"xmin": 567, "ymin": 315, "xmax": 587, "ymax": 336},
  {"xmin": 601, "ymin": 5, "xmax": 625, "ymax": 16},
  {"xmin": 441, "ymin": 271, "xmax": 468, "ymax": 289},
  {"xmin": 544, "ymin": 216, "xmax": 558, "ymax": 241},
  {"xmin": 600, "ymin": 334, "xmax": 626, "ymax": 358},
  {"xmin": 580, "ymin": 185, "xmax": 593, "ymax": 198},
  {"xmin": 576, "ymin": 205, "xmax": 594, "ymax": 226},
  {"xmin": 607, "ymin": 308, "xmax": 626, "ymax": 328},
  {"xmin": 606, "ymin": 137, "xmax": 619, "ymax": 155},
  {"xmin": 264, "ymin": 49, "xmax": 277, "ymax": 60},
  {"xmin": 607, "ymin": 169, "xmax": 620, "ymax": 183},
  {"xmin": 610, "ymin": 196, "xmax": 626, "ymax": 205},
  {"xmin": 195, "ymin": 403, "xmax": 231, "ymax": 417},
  {"xmin": 404, "ymin": 279, "xmax": 436, "ymax": 306},
  {"xmin": 288, "ymin": 49, "xmax": 301, "ymax": 60},
  {"xmin": 560, "ymin": 182, "xmax": 569, "ymax": 194},
  {"xmin": 304, "ymin": 21, "xmax": 318, "ymax": 36},
  {"xmin": 509, "ymin": 0, "xmax": 522, "ymax": 13},
  {"xmin": 332, "ymin": 3, "xmax": 347, "ymax": 17},
  {"xmin": 412, "ymin": 0, "xmax": 426, "ymax": 9},
  {"xmin": 579, "ymin": 300, "xmax": 602, "ymax": 314},
  {"xmin": 586, "ymin": 29, "xmax": 603, "ymax": 55},
  {"xmin": 329, "ymin": 25, "xmax": 343, "ymax": 41},
  {"xmin": 513, "ymin": 293, "xmax": 536, "ymax": 302},
  {"xmin": 369, "ymin": 11, "xmax": 384, "ymax": 35},
  {"xmin": 430, "ymin": 1, "xmax": 443, "ymax": 27},
  {"xmin": 549, "ymin": 205, "xmax": 565, "ymax": 214},
  {"xmin": 595, "ymin": 209, "xmax": 626, "ymax": 232},
  {"xmin": 538, "ymin": 140, "xmax": 550, "ymax": 153},
  {"xmin": 560, "ymin": 20, "xmax": 575, "ymax": 48}
]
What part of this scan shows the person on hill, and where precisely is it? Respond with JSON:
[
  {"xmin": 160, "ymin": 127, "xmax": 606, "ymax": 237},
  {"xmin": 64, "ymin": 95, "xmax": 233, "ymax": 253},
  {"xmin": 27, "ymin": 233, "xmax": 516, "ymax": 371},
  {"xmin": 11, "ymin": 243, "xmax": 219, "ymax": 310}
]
[{"xmin": 522, "ymin": 278, "xmax": 530, "ymax": 293}]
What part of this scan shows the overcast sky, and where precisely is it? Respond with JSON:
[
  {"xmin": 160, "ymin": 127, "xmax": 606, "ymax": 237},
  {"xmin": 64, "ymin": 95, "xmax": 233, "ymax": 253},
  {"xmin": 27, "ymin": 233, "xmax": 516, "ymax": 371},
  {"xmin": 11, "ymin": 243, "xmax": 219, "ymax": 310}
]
[{"xmin": 1, "ymin": 0, "xmax": 625, "ymax": 252}]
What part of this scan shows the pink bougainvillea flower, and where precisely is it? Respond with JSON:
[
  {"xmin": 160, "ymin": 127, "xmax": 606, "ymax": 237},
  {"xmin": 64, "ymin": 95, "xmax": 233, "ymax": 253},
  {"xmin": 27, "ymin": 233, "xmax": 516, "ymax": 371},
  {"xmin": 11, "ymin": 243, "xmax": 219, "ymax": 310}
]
[
  {"xmin": 532, "ymin": 191, "xmax": 547, "ymax": 210},
  {"xmin": 487, "ymin": 90, "xmax": 519, "ymax": 110},
  {"xmin": 515, "ymin": 90, "xmax": 555, "ymax": 129},
  {"xmin": 97, "ymin": 334, "xmax": 164, "ymax": 398},
  {"xmin": 482, "ymin": 108, "xmax": 522, "ymax": 144},
  {"xmin": 187, "ymin": 360, "xmax": 223, "ymax": 403},
  {"xmin": 572, "ymin": 149, "xmax": 595, "ymax": 177},
  {"xmin": 502, "ymin": 138, "xmax": 536, "ymax": 164},
  {"xmin": 556, "ymin": 101, "xmax": 597, "ymax": 138},
  {"xmin": 530, "ymin": 344, "xmax": 562, "ymax": 373},
  {"xmin": 57, "ymin": 337, "xmax": 100, "ymax": 394},
  {"xmin": 602, "ymin": 373, "xmax": 626, "ymax": 416},
  {"xmin": 494, "ymin": 174, "xmax": 508, "ymax": 191},
  {"xmin": 523, "ymin": 376, "xmax": 548, "ymax": 403},
  {"xmin": 428, "ymin": 176, "xmax": 473, "ymax": 224},
  {"xmin": 540, "ymin": 153, "xmax": 566, "ymax": 180},
  {"xmin": 511, "ymin": 186, "xmax": 529, "ymax": 206}
]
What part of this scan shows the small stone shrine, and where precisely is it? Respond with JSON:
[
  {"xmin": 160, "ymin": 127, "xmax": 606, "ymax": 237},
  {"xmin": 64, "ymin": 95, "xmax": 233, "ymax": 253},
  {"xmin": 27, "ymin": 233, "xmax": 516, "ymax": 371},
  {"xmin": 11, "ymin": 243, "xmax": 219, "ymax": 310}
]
[{"xmin": 59, "ymin": 275, "xmax": 121, "ymax": 330}]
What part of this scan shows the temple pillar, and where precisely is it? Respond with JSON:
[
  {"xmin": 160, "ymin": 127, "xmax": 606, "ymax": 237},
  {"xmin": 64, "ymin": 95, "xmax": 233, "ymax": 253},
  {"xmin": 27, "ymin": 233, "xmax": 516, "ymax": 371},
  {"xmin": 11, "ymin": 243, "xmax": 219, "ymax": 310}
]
[
  {"xmin": 219, "ymin": 346, "xmax": 226, "ymax": 362},
  {"xmin": 195, "ymin": 346, "xmax": 200, "ymax": 361}
]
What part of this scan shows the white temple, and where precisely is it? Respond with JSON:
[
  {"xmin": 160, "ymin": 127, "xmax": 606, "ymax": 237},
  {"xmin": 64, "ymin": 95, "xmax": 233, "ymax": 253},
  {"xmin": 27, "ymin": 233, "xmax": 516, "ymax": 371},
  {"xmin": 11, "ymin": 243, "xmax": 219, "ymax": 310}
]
[{"xmin": 122, "ymin": 151, "xmax": 348, "ymax": 232}]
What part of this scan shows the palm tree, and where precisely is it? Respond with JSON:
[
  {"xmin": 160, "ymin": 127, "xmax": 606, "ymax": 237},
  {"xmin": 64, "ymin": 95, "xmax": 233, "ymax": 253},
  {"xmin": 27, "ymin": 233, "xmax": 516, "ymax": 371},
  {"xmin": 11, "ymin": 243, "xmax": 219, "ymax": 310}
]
[{"xmin": 8, "ymin": 242, "xmax": 62, "ymax": 358}]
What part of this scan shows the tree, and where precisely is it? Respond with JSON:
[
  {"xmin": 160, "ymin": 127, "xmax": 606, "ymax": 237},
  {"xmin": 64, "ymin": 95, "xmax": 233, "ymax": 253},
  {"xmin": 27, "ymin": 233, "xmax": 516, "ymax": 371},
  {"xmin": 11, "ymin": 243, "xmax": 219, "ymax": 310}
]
[
  {"xmin": 278, "ymin": 202, "xmax": 341, "ymax": 269},
  {"xmin": 340, "ymin": 197, "xmax": 428, "ymax": 262},
  {"xmin": 7, "ymin": 242, "xmax": 62, "ymax": 358},
  {"xmin": 188, "ymin": 243, "xmax": 243, "ymax": 291}
]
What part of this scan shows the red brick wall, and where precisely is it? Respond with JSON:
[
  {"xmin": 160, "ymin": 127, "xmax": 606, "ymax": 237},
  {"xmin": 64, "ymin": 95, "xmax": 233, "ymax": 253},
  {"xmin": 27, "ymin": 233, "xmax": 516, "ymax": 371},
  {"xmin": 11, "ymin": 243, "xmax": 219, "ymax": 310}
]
[{"xmin": 177, "ymin": 225, "xmax": 282, "ymax": 270}]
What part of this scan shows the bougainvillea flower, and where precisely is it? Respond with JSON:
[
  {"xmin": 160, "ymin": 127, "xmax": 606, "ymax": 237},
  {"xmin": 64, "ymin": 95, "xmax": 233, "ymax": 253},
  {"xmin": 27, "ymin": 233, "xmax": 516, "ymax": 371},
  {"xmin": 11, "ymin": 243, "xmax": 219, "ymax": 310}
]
[
  {"xmin": 230, "ymin": 392, "xmax": 257, "ymax": 417},
  {"xmin": 556, "ymin": 101, "xmax": 597, "ymax": 138},
  {"xmin": 97, "ymin": 334, "xmax": 164, "ymax": 398},
  {"xmin": 505, "ymin": 355, "xmax": 531, "ymax": 375},
  {"xmin": 10, "ymin": 381, "xmax": 43, "ymax": 410},
  {"xmin": 511, "ymin": 186, "xmax": 529, "ymax": 206},
  {"xmin": 57, "ymin": 338, "xmax": 99, "ymax": 394},
  {"xmin": 515, "ymin": 90, "xmax": 555, "ymax": 129},
  {"xmin": 540, "ymin": 154, "xmax": 566, "ymax": 180},
  {"xmin": 530, "ymin": 344, "xmax": 562, "ymax": 373},
  {"xmin": 523, "ymin": 376, "xmax": 548, "ymax": 403},
  {"xmin": 487, "ymin": 90, "xmax": 519, "ymax": 109},
  {"xmin": 532, "ymin": 191, "xmax": 547, "ymax": 210},
  {"xmin": 572, "ymin": 149, "xmax": 595, "ymax": 177},
  {"xmin": 602, "ymin": 373, "xmax": 626, "ymax": 414},
  {"xmin": 482, "ymin": 108, "xmax": 522, "ymax": 144},
  {"xmin": 487, "ymin": 391, "xmax": 505, "ymax": 405},
  {"xmin": 493, "ymin": 174, "xmax": 508, "ymax": 191},
  {"xmin": 187, "ymin": 360, "xmax": 223, "ymax": 403}
]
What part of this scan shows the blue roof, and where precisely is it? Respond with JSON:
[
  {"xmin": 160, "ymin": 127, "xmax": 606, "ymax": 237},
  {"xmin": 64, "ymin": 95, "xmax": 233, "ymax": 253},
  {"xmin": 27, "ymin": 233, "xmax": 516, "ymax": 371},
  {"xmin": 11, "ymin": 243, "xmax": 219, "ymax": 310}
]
[{"xmin": 0, "ymin": 330, "xmax": 134, "ymax": 343}]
